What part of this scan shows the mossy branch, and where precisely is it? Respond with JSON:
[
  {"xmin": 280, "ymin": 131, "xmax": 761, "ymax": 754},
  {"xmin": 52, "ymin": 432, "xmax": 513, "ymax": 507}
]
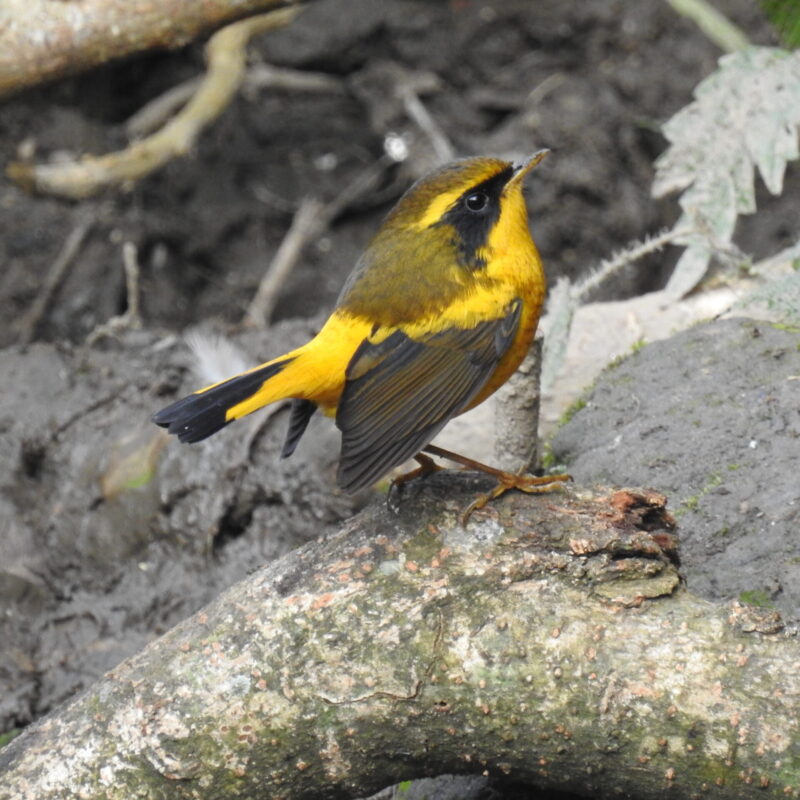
[{"xmin": 1, "ymin": 482, "xmax": 797, "ymax": 799}]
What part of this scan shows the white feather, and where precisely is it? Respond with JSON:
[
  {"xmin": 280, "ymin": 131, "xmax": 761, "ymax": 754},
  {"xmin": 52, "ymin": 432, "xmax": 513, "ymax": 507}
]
[{"xmin": 184, "ymin": 331, "xmax": 251, "ymax": 385}]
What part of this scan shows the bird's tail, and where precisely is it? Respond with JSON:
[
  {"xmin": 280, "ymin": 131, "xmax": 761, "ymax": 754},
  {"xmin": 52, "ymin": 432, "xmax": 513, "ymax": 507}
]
[{"xmin": 153, "ymin": 356, "xmax": 297, "ymax": 443}]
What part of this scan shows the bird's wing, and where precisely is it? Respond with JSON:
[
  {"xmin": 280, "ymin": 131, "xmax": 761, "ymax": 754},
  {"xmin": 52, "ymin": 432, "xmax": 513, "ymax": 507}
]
[{"xmin": 335, "ymin": 300, "xmax": 521, "ymax": 492}]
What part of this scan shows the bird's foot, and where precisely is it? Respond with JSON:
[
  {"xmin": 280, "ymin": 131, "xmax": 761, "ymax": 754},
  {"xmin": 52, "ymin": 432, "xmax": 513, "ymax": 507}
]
[
  {"xmin": 387, "ymin": 453, "xmax": 444, "ymax": 513},
  {"xmin": 421, "ymin": 444, "xmax": 572, "ymax": 525},
  {"xmin": 458, "ymin": 470, "xmax": 572, "ymax": 525}
]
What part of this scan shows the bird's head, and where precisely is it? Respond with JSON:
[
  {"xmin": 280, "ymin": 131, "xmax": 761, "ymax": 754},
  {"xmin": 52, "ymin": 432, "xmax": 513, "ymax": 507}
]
[
  {"xmin": 383, "ymin": 151, "xmax": 548, "ymax": 269},
  {"xmin": 336, "ymin": 152, "xmax": 549, "ymax": 324}
]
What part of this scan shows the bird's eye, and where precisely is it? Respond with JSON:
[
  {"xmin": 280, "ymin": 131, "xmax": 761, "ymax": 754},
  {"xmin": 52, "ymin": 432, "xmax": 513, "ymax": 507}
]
[{"xmin": 464, "ymin": 191, "xmax": 489, "ymax": 213}]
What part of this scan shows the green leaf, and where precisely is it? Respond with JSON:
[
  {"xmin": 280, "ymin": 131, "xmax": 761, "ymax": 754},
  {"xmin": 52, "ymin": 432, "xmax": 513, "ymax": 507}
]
[{"xmin": 761, "ymin": 0, "xmax": 800, "ymax": 48}]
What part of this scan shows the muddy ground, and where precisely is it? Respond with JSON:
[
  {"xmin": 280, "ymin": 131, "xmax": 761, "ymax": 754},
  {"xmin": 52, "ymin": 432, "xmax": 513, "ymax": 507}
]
[{"xmin": 0, "ymin": 0, "xmax": 796, "ymax": 796}]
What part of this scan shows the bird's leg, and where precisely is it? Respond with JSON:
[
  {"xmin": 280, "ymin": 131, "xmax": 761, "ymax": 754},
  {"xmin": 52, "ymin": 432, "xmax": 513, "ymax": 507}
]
[
  {"xmin": 387, "ymin": 453, "xmax": 444, "ymax": 513},
  {"xmin": 393, "ymin": 453, "xmax": 443, "ymax": 487},
  {"xmin": 422, "ymin": 444, "xmax": 572, "ymax": 525}
]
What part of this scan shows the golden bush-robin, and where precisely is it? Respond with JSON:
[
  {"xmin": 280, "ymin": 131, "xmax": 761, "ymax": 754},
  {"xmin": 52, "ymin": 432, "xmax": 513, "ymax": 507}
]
[{"xmin": 154, "ymin": 152, "xmax": 569, "ymax": 518}]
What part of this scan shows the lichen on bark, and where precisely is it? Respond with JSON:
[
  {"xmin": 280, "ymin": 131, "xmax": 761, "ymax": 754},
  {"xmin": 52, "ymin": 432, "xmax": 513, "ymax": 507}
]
[{"xmin": 1, "ymin": 478, "xmax": 798, "ymax": 799}]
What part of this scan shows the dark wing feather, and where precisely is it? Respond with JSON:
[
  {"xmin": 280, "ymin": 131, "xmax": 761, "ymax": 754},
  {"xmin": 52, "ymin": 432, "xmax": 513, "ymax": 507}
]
[{"xmin": 335, "ymin": 300, "xmax": 521, "ymax": 492}]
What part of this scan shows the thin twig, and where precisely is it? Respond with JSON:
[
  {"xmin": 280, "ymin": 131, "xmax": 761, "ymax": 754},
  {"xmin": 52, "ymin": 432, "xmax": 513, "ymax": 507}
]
[
  {"xmin": 525, "ymin": 72, "xmax": 567, "ymax": 108},
  {"xmin": 351, "ymin": 61, "xmax": 453, "ymax": 165},
  {"xmin": 243, "ymin": 156, "xmax": 394, "ymax": 328},
  {"xmin": 86, "ymin": 242, "xmax": 143, "ymax": 344},
  {"xmin": 540, "ymin": 227, "xmax": 692, "ymax": 394},
  {"xmin": 17, "ymin": 217, "xmax": 94, "ymax": 346},
  {"xmin": 322, "ymin": 155, "xmax": 395, "ymax": 221},
  {"xmin": 126, "ymin": 65, "xmax": 343, "ymax": 139},
  {"xmin": 243, "ymin": 63, "xmax": 344, "ymax": 96},
  {"xmin": 400, "ymin": 90, "xmax": 455, "ymax": 163},
  {"xmin": 243, "ymin": 197, "xmax": 325, "ymax": 328},
  {"xmin": 574, "ymin": 226, "xmax": 691, "ymax": 302},
  {"xmin": 125, "ymin": 78, "xmax": 202, "ymax": 139},
  {"xmin": 121, "ymin": 241, "xmax": 142, "ymax": 328},
  {"xmin": 7, "ymin": 7, "xmax": 301, "ymax": 199}
]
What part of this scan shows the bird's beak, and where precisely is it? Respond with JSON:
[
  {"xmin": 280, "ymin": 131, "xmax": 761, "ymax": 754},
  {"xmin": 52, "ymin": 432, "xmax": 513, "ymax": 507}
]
[{"xmin": 505, "ymin": 149, "xmax": 550, "ymax": 190}]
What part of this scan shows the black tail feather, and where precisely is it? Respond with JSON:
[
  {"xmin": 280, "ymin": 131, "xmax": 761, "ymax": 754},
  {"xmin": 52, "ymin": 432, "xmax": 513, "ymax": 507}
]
[{"xmin": 153, "ymin": 358, "xmax": 292, "ymax": 443}]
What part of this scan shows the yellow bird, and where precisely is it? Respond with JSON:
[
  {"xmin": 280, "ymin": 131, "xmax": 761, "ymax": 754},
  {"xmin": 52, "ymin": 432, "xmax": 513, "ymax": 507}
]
[{"xmin": 154, "ymin": 152, "xmax": 569, "ymax": 517}]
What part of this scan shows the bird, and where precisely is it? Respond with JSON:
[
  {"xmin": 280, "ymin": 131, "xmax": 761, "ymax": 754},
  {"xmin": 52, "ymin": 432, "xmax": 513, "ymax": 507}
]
[{"xmin": 153, "ymin": 152, "xmax": 570, "ymax": 520}]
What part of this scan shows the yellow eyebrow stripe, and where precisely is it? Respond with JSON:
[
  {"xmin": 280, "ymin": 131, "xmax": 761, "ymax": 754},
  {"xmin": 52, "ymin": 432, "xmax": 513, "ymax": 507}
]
[{"xmin": 410, "ymin": 188, "xmax": 463, "ymax": 230}]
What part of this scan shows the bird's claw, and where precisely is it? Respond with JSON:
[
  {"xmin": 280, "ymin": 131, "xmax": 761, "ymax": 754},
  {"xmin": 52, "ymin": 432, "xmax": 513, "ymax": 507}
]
[
  {"xmin": 386, "ymin": 454, "xmax": 444, "ymax": 514},
  {"xmin": 459, "ymin": 471, "xmax": 573, "ymax": 526}
]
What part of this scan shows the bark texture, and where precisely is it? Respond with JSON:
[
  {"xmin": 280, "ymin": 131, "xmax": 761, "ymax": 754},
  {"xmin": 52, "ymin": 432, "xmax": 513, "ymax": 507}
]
[
  {"xmin": 494, "ymin": 336, "xmax": 542, "ymax": 472},
  {"xmin": 0, "ymin": 479, "xmax": 797, "ymax": 799},
  {"xmin": 0, "ymin": 0, "xmax": 307, "ymax": 99}
]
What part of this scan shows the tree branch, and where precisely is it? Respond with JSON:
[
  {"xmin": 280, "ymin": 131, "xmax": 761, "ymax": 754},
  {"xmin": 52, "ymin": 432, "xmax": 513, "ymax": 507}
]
[
  {"xmin": 0, "ymin": 0, "xmax": 312, "ymax": 100},
  {"xmin": 493, "ymin": 337, "xmax": 542, "ymax": 473},
  {"xmin": 0, "ymin": 481, "xmax": 796, "ymax": 799},
  {"xmin": 6, "ymin": 7, "xmax": 302, "ymax": 199}
]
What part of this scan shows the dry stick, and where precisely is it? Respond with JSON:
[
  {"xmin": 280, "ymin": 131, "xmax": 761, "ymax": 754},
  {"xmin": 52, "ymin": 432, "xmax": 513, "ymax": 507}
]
[
  {"xmin": 400, "ymin": 89, "xmax": 455, "ymax": 163},
  {"xmin": 17, "ymin": 218, "xmax": 94, "ymax": 346},
  {"xmin": 243, "ymin": 63, "xmax": 345, "ymax": 95},
  {"xmin": 120, "ymin": 241, "xmax": 142, "ymax": 328},
  {"xmin": 126, "ymin": 65, "xmax": 343, "ymax": 139},
  {"xmin": 243, "ymin": 197, "xmax": 325, "ymax": 328},
  {"xmin": 86, "ymin": 242, "xmax": 143, "ymax": 344},
  {"xmin": 6, "ymin": 7, "xmax": 301, "ymax": 200},
  {"xmin": 124, "ymin": 78, "xmax": 203, "ymax": 140},
  {"xmin": 243, "ymin": 157, "xmax": 393, "ymax": 328}
]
